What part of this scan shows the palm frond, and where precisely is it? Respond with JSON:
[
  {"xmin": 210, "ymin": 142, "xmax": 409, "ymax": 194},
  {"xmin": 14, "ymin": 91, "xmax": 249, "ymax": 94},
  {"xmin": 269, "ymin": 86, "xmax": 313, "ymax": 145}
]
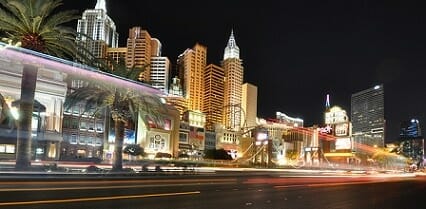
[{"xmin": 0, "ymin": 0, "xmax": 78, "ymax": 60}]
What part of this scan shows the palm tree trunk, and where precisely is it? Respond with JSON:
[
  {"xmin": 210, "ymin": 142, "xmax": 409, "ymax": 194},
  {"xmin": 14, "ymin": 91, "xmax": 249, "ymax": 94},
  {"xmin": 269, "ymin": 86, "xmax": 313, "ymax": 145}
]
[
  {"xmin": 112, "ymin": 119, "xmax": 125, "ymax": 171},
  {"xmin": 15, "ymin": 65, "xmax": 38, "ymax": 170},
  {"xmin": 102, "ymin": 107, "xmax": 110, "ymax": 160}
]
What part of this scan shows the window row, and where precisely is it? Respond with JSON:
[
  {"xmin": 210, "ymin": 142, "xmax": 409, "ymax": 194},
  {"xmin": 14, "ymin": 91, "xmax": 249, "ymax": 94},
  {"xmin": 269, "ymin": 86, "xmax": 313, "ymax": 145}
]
[
  {"xmin": 63, "ymin": 118, "xmax": 104, "ymax": 132},
  {"xmin": 65, "ymin": 134, "xmax": 103, "ymax": 146}
]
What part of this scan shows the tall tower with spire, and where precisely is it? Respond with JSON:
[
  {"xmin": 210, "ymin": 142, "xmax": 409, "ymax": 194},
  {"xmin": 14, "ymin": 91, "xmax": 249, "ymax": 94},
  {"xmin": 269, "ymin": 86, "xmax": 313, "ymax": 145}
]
[
  {"xmin": 325, "ymin": 94, "xmax": 331, "ymax": 111},
  {"xmin": 222, "ymin": 30, "xmax": 244, "ymax": 131},
  {"xmin": 76, "ymin": 0, "xmax": 118, "ymax": 60}
]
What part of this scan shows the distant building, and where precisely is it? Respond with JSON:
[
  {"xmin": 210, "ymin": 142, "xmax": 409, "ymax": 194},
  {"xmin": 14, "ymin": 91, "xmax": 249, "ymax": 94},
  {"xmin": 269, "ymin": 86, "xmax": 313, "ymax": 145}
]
[
  {"xmin": 126, "ymin": 27, "xmax": 152, "ymax": 82},
  {"xmin": 106, "ymin": 47, "xmax": 127, "ymax": 67},
  {"xmin": 150, "ymin": 56, "xmax": 170, "ymax": 94},
  {"xmin": 241, "ymin": 83, "xmax": 258, "ymax": 130},
  {"xmin": 399, "ymin": 119, "xmax": 424, "ymax": 168},
  {"xmin": 177, "ymin": 43, "xmax": 207, "ymax": 112},
  {"xmin": 222, "ymin": 30, "xmax": 244, "ymax": 131},
  {"xmin": 166, "ymin": 77, "xmax": 187, "ymax": 118},
  {"xmin": 203, "ymin": 64, "xmax": 225, "ymax": 131},
  {"xmin": 181, "ymin": 110, "xmax": 206, "ymax": 152},
  {"xmin": 275, "ymin": 112, "xmax": 304, "ymax": 127},
  {"xmin": 351, "ymin": 84, "xmax": 385, "ymax": 153},
  {"xmin": 400, "ymin": 119, "xmax": 422, "ymax": 140},
  {"xmin": 76, "ymin": 0, "xmax": 118, "ymax": 59},
  {"xmin": 323, "ymin": 105, "xmax": 354, "ymax": 164}
]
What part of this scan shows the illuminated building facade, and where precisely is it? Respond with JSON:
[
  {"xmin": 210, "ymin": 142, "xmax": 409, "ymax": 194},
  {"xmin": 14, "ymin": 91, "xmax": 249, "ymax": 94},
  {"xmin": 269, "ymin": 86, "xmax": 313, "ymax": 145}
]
[
  {"xmin": 177, "ymin": 43, "xmax": 207, "ymax": 112},
  {"xmin": 181, "ymin": 110, "xmax": 206, "ymax": 152},
  {"xmin": 215, "ymin": 125, "xmax": 240, "ymax": 154},
  {"xmin": 76, "ymin": 0, "xmax": 118, "ymax": 59},
  {"xmin": 150, "ymin": 56, "xmax": 170, "ymax": 94},
  {"xmin": 323, "ymin": 105, "xmax": 354, "ymax": 163},
  {"xmin": 351, "ymin": 84, "xmax": 385, "ymax": 152},
  {"xmin": 126, "ymin": 27, "xmax": 152, "ymax": 82},
  {"xmin": 106, "ymin": 47, "xmax": 126, "ymax": 63},
  {"xmin": 222, "ymin": 30, "xmax": 244, "ymax": 131},
  {"xmin": 256, "ymin": 115, "xmax": 310, "ymax": 166},
  {"xmin": 203, "ymin": 64, "xmax": 225, "ymax": 131},
  {"xmin": 400, "ymin": 119, "xmax": 422, "ymax": 140},
  {"xmin": 0, "ymin": 55, "xmax": 66, "ymax": 160},
  {"xmin": 166, "ymin": 77, "xmax": 187, "ymax": 119},
  {"xmin": 241, "ymin": 83, "xmax": 258, "ymax": 130},
  {"xmin": 399, "ymin": 119, "xmax": 424, "ymax": 168},
  {"xmin": 149, "ymin": 39, "xmax": 170, "ymax": 94}
]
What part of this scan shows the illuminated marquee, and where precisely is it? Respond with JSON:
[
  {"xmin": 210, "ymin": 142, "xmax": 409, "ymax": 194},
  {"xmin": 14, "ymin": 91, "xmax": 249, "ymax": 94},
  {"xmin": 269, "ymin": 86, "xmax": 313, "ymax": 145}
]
[
  {"xmin": 325, "ymin": 106, "xmax": 348, "ymax": 125},
  {"xmin": 335, "ymin": 123, "xmax": 349, "ymax": 136},
  {"xmin": 319, "ymin": 125, "xmax": 333, "ymax": 134},
  {"xmin": 335, "ymin": 137, "xmax": 351, "ymax": 150}
]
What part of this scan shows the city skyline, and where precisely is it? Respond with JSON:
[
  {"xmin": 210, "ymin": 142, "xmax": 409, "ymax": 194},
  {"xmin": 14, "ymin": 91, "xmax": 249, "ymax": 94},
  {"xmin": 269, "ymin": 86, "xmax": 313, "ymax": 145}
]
[{"xmin": 62, "ymin": 0, "xmax": 425, "ymax": 141}]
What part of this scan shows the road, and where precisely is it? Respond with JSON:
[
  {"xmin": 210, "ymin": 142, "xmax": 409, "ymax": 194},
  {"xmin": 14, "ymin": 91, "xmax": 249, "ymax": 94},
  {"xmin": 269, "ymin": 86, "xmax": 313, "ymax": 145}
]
[{"xmin": 0, "ymin": 171, "xmax": 424, "ymax": 209}]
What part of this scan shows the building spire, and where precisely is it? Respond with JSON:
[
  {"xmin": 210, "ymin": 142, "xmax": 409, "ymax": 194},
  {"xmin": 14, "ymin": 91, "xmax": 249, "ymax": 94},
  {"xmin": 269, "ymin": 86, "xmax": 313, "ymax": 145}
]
[
  {"xmin": 223, "ymin": 29, "xmax": 240, "ymax": 60},
  {"xmin": 95, "ymin": 0, "xmax": 107, "ymax": 13},
  {"xmin": 325, "ymin": 94, "xmax": 330, "ymax": 110}
]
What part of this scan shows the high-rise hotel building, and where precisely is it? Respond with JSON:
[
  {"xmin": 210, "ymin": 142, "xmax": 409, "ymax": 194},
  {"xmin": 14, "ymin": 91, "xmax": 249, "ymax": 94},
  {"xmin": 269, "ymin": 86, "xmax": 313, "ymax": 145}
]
[
  {"xmin": 150, "ymin": 39, "xmax": 170, "ymax": 95},
  {"xmin": 222, "ymin": 30, "xmax": 244, "ymax": 131},
  {"xmin": 126, "ymin": 27, "xmax": 152, "ymax": 82},
  {"xmin": 177, "ymin": 43, "xmax": 207, "ymax": 112},
  {"xmin": 76, "ymin": 0, "xmax": 118, "ymax": 59},
  {"xmin": 203, "ymin": 64, "xmax": 225, "ymax": 131},
  {"xmin": 351, "ymin": 84, "xmax": 385, "ymax": 151}
]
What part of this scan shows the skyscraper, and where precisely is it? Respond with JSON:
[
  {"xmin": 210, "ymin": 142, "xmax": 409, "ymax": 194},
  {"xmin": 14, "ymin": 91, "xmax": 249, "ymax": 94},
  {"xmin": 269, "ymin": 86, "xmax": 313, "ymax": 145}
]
[
  {"xmin": 222, "ymin": 30, "xmax": 244, "ymax": 131},
  {"xmin": 149, "ymin": 38, "xmax": 170, "ymax": 94},
  {"xmin": 150, "ymin": 56, "xmax": 170, "ymax": 94},
  {"xmin": 177, "ymin": 43, "xmax": 207, "ymax": 112},
  {"xmin": 399, "ymin": 119, "xmax": 424, "ymax": 168},
  {"xmin": 351, "ymin": 84, "xmax": 385, "ymax": 152},
  {"xmin": 76, "ymin": 0, "xmax": 118, "ymax": 59},
  {"xmin": 400, "ymin": 119, "xmax": 422, "ymax": 140},
  {"xmin": 203, "ymin": 64, "xmax": 225, "ymax": 131},
  {"xmin": 126, "ymin": 27, "xmax": 152, "ymax": 82}
]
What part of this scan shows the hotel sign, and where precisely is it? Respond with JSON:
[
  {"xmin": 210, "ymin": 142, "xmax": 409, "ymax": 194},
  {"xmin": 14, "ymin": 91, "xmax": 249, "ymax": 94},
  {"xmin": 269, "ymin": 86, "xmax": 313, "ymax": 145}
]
[{"xmin": 335, "ymin": 123, "xmax": 349, "ymax": 136}]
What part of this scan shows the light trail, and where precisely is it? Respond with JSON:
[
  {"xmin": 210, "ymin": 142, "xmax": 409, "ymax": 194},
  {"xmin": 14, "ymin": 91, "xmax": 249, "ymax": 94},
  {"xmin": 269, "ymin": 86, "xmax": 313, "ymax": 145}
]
[
  {"xmin": 0, "ymin": 178, "xmax": 237, "ymax": 186},
  {"xmin": 0, "ymin": 181, "xmax": 234, "ymax": 192}
]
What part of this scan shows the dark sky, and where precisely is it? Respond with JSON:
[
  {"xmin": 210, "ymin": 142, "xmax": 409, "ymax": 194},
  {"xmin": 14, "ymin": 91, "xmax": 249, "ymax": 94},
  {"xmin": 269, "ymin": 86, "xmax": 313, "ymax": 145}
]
[{"xmin": 61, "ymin": 0, "xmax": 425, "ymax": 141}]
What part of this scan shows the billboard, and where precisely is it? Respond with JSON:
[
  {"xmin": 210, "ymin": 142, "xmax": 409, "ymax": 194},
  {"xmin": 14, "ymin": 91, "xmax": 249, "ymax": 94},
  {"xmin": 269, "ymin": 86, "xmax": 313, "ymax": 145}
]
[
  {"xmin": 335, "ymin": 137, "xmax": 351, "ymax": 150},
  {"xmin": 109, "ymin": 128, "xmax": 136, "ymax": 144}
]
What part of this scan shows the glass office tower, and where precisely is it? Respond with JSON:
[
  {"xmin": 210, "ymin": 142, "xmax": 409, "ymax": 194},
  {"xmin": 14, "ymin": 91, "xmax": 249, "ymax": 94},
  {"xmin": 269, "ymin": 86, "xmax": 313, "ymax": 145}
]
[{"xmin": 351, "ymin": 84, "xmax": 385, "ymax": 153}]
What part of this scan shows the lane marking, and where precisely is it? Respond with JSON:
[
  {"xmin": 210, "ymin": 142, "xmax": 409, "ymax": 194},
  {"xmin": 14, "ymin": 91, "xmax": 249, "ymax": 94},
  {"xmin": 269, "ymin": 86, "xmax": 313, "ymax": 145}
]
[{"xmin": 0, "ymin": 191, "xmax": 200, "ymax": 206}]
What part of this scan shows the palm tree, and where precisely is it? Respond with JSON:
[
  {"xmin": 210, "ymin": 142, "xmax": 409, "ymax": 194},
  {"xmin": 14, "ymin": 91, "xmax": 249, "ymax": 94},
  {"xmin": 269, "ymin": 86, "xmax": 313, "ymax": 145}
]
[
  {"xmin": 64, "ymin": 59, "xmax": 166, "ymax": 171},
  {"xmin": 0, "ymin": 0, "xmax": 79, "ymax": 170}
]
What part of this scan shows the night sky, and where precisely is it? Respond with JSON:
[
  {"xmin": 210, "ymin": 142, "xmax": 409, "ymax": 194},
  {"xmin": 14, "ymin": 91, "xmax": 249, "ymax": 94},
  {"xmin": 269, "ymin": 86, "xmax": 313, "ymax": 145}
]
[{"xmin": 61, "ymin": 0, "xmax": 425, "ymax": 142}]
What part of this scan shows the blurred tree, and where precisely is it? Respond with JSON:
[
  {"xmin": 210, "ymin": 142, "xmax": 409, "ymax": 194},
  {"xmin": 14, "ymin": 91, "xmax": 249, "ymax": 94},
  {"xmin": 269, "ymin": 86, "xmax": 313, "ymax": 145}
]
[{"xmin": 64, "ymin": 59, "xmax": 167, "ymax": 171}]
